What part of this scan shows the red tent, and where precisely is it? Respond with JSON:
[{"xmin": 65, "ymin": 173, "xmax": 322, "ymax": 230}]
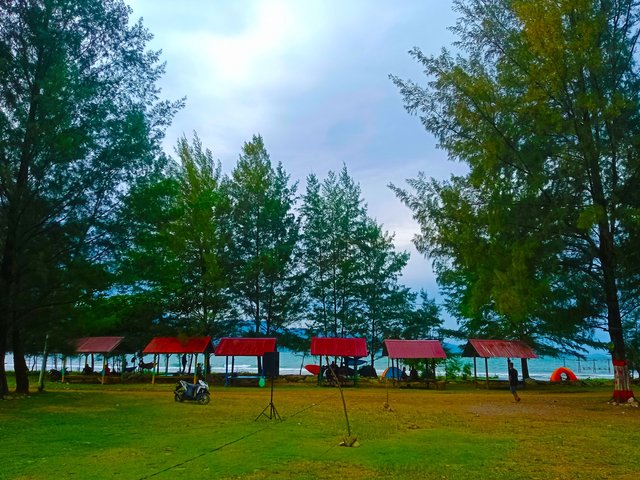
[
  {"xmin": 214, "ymin": 337, "xmax": 277, "ymax": 386},
  {"xmin": 142, "ymin": 336, "xmax": 213, "ymax": 384},
  {"xmin": 462, "ymin": 339, "xmax": 537, "ymax": 387}
]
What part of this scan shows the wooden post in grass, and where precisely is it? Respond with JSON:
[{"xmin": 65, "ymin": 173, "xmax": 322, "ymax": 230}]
[
  {"xmin": 101, "ymin": 356, "xmax": 106, "ymax": 385},
  {"xmin": 152, "ymin": 354, "xmax": 158, "ymax": 384},
  {"xmin": 485, "ymin": 358, "xmax": 489, "ymax": 389}
]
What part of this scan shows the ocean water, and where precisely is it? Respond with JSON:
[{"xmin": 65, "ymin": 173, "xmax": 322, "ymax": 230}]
[{"xmin": 4, "ymin": 350, "xmax": 614, "ymax": 381}]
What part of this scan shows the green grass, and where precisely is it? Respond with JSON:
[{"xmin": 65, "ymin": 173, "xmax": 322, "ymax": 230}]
[{"xmin": 1, "ymin": 378, "xmax": 638, "ymax": 479}]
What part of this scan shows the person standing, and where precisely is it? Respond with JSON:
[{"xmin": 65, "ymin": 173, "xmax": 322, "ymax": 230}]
[{"xmin": 508, "ymin": 361, "xmax": 521, "ymax": 402}]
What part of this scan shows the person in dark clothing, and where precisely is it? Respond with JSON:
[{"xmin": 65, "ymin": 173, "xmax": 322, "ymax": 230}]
[{"xmin": 508, "ymin": 361, "xmax": 521, "ymax": 402}]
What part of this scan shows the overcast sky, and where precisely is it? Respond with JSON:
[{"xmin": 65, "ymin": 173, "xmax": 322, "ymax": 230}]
[{"xmin": 127, "ymin": 0, "xmax": 466, "ymax": 303}]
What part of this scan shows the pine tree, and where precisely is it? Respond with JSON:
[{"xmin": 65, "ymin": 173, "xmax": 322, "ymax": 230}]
[{"xmin": 0, "ymin": 0, "xmax": 181, "ymax": 393}]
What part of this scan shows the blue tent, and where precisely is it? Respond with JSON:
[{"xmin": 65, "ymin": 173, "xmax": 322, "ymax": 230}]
[{"xmin": 382, "ymin": 366, "xmax": 402, "ymax": 380}]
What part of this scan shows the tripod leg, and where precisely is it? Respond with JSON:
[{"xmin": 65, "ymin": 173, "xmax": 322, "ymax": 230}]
[
  {"xmin": 255, "ymin": 403, "xmax": 271, "ymax": 421},
  {"xmin": 255, "ymin": 376, "xmax": 282, "ymax": 421}
]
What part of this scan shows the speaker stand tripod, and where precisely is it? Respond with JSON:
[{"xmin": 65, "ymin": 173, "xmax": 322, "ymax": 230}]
[{"xmin": 255, "ymin": 376, "xmax": 282, "ymax": 421}]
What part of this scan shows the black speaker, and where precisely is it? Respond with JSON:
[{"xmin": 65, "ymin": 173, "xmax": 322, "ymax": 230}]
[{"xmin": 263, "ymin": 351, "xmax": 280, "ymax": 378}]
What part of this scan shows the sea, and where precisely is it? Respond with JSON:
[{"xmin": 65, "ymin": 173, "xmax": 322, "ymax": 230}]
[{"xmin": 3, "ymin": 350, "xmax": 615, "ymax": 381}]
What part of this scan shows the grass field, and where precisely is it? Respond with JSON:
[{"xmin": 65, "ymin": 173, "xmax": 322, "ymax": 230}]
[{"xmin": 1, "ymin": 377, "xmax": 638, "ymax": 480}]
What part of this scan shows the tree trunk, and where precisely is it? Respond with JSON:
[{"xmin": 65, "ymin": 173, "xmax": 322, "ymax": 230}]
[
  {"xmin": 610, "ymin": 360, "xmax": 635, "ymax": 404},
  {"xmin": 0, "ymin": 351, "xmax": 7, "ymax": 397},
  {"xmin": 520, "ymin": 358, "xmax": 530, "ymax": 379},
  {"xmin": 597, "ymin": 224, "xmax": 636, "ymax": 404},
  {"xmin": 0, "ymin": 322, "xmax": 8, "ymax": 395},
  {"xmin": 12, "ymin": 328, "xmax": 29, "ymax": 394}
]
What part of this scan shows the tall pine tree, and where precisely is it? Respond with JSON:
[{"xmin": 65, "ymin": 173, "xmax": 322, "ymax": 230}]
[
  {"xmin": 0, "ymin": 0, "xmax": 181, "ymax": 393},
  {"xmin": 392, "ymin": 0, "xmax": 640, "ymax": 403}
]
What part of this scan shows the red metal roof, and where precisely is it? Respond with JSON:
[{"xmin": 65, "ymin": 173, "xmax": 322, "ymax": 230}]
[
  {"xmin": 310, "ymin": 337, "xmax": 368, "ymax": 357},
  {"xmin": 383, "ymin": 339, "xmax": 447, "ymax": 359},
  {"xmin": 75, "ymin": 337, "xmax": 124, "ymax": 354},
  {"xmin": 462, "ymin": 339, "xmax": 537, "ymax": 359},
  {"xmin": 214, "ymin": 337, "xmax": 276, "ymax": 356},
  {"xmin": 143, "ymin": 336, "xmax": 213, "ymax": 354}
]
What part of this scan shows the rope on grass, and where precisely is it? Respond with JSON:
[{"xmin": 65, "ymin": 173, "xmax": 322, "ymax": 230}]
[
  {"xmin": 138, "ymin": 429, "xmax": 262, "ymax": 479},
  {"xmin": 138, "ymin": 394, "xmax": 334, "ymax": 479}
]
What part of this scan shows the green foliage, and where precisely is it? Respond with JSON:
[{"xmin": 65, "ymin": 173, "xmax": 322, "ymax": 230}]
[
  {"xmin": 227, "ymin": 135, "xmax": 302, "ymax": 335},
  {"xmin": 391, "ymin": 0, "xmax": 640, "ymax": 364},
  {"xmin": 444, "ymin": 356, "xmax": 473, "ymax": 380},
  {"xmin": 623, "ymin": 311, "xmax": 640, "ymax": 377},
  {"xmin": 117, "ymin": 134, "xmax": 235, "ymax": 338},
  {"xmin": 402, "ymin": 289, "xmax": 443, "ymax": 340},
  {"xmin": 0, "ymin": 0, "xmax": 182, "ymax": 392},
  {"xmin": 301, "ymin": 166, "xmax": 416, "ymax": 363}
]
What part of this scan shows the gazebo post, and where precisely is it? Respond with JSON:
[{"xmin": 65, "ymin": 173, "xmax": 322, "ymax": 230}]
[
  {"xmin": 484, "ymin": 357, "xmax": 489, "ymax": 389},
  {"xmin": 61, "ymin": 356, "xmax": 67, "ymax": 382},
  {"xmin": 224, "ymin": 356, "xmax": 229, "ymax": 386},
  {"xmin": 152, "ymin": 353, "xmax": 158, "ymax": 384},
  {"xmin": 353, "ymin": 357, "xmax": 359, "ymax": 386},
  {"xmin": 193, "ymin": 353, "xmax": 198, "ymax": 384},
  {"xmin": 101, "ymin": 355, "xmax": 107, "ymax": 385},
  {"xmin": 473, "ymin": 357, "xmax": 477, "ymax": 380}
]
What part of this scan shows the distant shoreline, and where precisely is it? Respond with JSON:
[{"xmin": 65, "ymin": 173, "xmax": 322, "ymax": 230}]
[{"xmin": 4, "ymin": 351, "xmax": 617, "ymax": 381}]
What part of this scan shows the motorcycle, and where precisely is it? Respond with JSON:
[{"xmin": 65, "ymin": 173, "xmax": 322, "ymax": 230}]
[{"xmin": 174, "ymin": 379, "xmax": 211, "ymax": 405}]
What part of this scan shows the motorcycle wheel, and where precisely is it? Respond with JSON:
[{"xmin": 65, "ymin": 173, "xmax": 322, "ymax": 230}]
[
  {"xmin": 174, "ymin": 393, "xmax": 183, "ymax": 402},
  {"xmin": 197, "ymin": 393, "xmax": 211, "ymax": 405}
]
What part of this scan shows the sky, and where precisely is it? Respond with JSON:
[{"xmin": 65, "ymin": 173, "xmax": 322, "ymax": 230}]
[{"xmin": 127, "ymin": 0, "xmax": 467, "ymax": 302}]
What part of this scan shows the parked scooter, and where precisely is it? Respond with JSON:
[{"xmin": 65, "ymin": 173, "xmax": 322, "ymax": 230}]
[{"xmin": 174, "ymin": 379, "xmax": 210, "ymax": 405}]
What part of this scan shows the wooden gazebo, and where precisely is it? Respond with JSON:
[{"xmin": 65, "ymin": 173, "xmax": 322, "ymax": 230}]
[
  {"xmin": 64, "ymin": 336, "xmax": 125, "ymax": 384},
  {"xmin": 462, "ymin": 339, "xmax": 537, "ymax": 388},
  {"xmin": 143, "ymin": 336, "xmax": 214, "ymax": 384},
  {"xmin": 310, "ymin": 337, "xmax": 368, "ymax": 385},
  {"xmin": 382, "ymin": 339, "xmax": 447, "ymax": 382},
  {"xmin": 214, "ymin": 337, "xmax": 277, "ymax": 386}
]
